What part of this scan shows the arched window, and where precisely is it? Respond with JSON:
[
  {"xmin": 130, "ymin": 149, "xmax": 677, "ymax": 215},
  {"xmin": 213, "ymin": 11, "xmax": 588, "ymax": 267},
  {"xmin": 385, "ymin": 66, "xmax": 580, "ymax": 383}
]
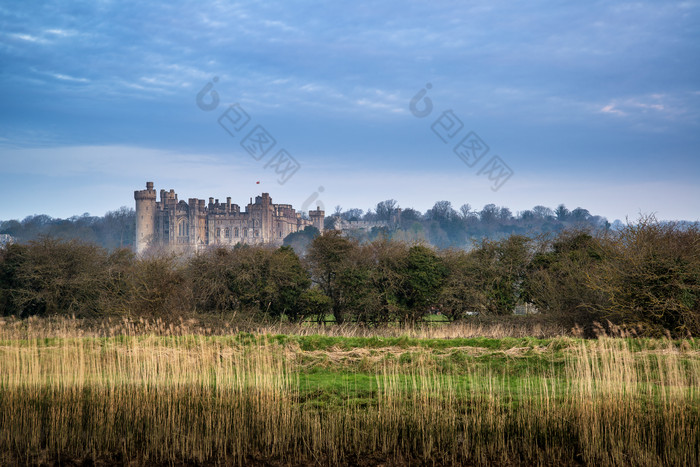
[
  {"xmin": 225, "ymin": 228, "xmax": 230, "ymax": 238},
  {"xmin": 215, "ymin": 228, "xmax": 221, "ymax": 238},
  {"xmin": 178, "ymin": 220, "xmax": 188, "ymax": 237},
  {"xmin": 234, "ymin": 227, "xmax": 239, "ymax": 237}
]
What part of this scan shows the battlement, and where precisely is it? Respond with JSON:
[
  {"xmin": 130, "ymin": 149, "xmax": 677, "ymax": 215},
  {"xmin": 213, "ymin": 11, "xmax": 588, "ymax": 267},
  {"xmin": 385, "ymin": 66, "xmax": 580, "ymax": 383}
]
[
  {"xmin": 134, "ymin": 181, "xmax": 156, "ymax": 200},
  {"xmin": 309, "ymin": 207, "xmax": 325, "ymax": 217},
  {"xmin": 134, "ymin": 182, "xmax": 324, "ymax": 252}
]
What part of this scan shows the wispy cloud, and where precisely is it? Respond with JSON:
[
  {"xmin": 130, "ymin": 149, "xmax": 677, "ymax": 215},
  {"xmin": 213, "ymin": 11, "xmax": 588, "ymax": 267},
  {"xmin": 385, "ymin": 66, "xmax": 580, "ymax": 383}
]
[
  {"xmin": 598, "ymin": 93, "xmax": 697, "ymax": 123},
  {"xmin": 51, "ymin": 73, "xmax": 89, "ymax": 83},
  {"xmin": 600, "ymin": 103, "xmax": 626, "ymax": 116},
  {"xmin": 8, "ymin": 33, "xmax": 49, "ymax": 44},
  {"xmin": 44, "ymin": 28, "xmax": 77, "ymax": 37}
]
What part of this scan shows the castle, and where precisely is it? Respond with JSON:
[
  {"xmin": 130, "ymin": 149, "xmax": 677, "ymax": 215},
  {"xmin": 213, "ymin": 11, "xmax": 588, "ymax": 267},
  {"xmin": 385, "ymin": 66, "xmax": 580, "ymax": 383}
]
[{"xmin": 134, "ymin": 182, "xmax": 324, "ymax": 254}]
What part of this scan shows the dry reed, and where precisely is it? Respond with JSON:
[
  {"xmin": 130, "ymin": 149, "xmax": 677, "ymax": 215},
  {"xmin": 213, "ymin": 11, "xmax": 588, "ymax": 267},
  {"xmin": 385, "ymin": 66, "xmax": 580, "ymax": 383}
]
[{"xmin": 0, "ymin": 318, "xmax": 697, "ymax": 465}]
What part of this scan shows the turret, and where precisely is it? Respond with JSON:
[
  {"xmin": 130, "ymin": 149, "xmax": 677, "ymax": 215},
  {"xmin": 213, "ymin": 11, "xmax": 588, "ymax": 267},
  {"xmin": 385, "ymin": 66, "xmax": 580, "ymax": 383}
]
[
  {"xmin": 309, "ymin": 206, "xmax": 325, "ymax": 233},
  {"xmin": 134, "ymin": 181, "xmax": 157, "ymax": 254}
]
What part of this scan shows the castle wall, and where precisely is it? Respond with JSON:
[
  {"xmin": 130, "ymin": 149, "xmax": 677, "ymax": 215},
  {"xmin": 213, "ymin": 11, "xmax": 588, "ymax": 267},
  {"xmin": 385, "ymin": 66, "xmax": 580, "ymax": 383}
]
[
  {"xmin": 135, "ymin": 182, "xmax": 323, "ymax": 253},
  {"xmin": 332, "ymin": 217, "xmax": 389, "ymax": 231}
]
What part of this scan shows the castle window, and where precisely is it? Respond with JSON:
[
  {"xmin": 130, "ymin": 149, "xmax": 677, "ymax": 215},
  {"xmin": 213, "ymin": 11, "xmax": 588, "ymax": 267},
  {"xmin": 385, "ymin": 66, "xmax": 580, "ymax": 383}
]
[
  {"xmin": 216, "ymin": 228, "xmax": 221, "ymax": 238},
  {"xmin": 178, "ymin": 220, "xmax": 188, "ymax": 237},
  {"xmin": 243, "ymin": 229, "xmax": 248, "ymax": 237},
  {"xmin": 224, "ymin": 228, "xmax": 230, "ymax": 238},
  {"xmin": 234, "ymin": 227, "xmax": 239, "ymax": 237},
  {"xmin": 254, "ymin": 230, "xmax": 259, "ymax": 237}
]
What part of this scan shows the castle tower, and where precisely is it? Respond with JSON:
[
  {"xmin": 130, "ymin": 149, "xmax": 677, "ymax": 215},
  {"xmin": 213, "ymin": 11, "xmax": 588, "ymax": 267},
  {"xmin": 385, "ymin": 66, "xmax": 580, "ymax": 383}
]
[
  {"xmin": 134, "ymin": 181, "xmax": 157, "ymax": 254},
  {"xmin": 309, "ymin": 207, "xmax": 325, "ymax": 233},
  {"xmin": 260, "ymin": 193, "xmax": 273, "ymax": 241}
]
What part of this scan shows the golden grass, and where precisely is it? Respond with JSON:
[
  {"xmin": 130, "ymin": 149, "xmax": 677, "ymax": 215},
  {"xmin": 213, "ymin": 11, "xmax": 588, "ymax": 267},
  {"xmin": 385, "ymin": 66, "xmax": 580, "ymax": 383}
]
[
  {"xmin": 0, "ymin": 314, "xmax": 567, "ymax": 340},
  {"xmin": 0, "ymin": 318, "xmax": 697, "ymax": 465}
]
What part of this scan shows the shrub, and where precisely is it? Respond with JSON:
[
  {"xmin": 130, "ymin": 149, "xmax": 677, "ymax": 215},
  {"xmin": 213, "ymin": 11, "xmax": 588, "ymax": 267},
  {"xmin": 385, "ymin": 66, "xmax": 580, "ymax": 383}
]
[
  {"xmin": 592, "ymin": 217, "xmax": 700, "ymax": 336},
  {"xmin": 0, "ymin": 237, "xmax": 112, "ymax": 317},
  {"xmin": 523, "ymin": 231, "xmax": 610, "ymax": 333}
]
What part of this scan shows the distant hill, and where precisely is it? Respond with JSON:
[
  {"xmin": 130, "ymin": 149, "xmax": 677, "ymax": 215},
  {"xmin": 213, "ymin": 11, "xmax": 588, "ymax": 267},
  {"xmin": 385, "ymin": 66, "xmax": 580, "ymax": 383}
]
[
  {"xmin": 6, "ymin": 201, "xmax": 684, "ymax": 251},
  {"xmin": 328, "ymin": 201, "xmax": 611, "ymax": 249},
  {"xmin": 0, "ymin": 207, "xmax": 135, "ymax": 251}
]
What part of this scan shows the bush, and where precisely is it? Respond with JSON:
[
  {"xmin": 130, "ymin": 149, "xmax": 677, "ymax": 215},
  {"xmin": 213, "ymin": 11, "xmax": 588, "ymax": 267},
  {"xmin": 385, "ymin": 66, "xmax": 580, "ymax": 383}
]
[
  {"xmin": 440, "ymin": 236, "xmax": 532, "ymax": 318},
  {"xmin": 523, "ymin": 231, "xmax": 610, "ymax": 333},
  {"xmin": 0, "ymin": 237, "xmax": 113, "ymax": 317},
  {"xmin": 592, "ymin": 218, "xmax": 700, "ymax": 336},
  {"xmin": 127, "ymin": 252, "xmax": 190, "ymax": 317},
  {"xmin": 187, "ymin": 248, "xmax": 243, "ymax": 313},
  {"xmin": 186, "ymin": 245, "xmax": 312, "ymax": 319},
  {"xmin": 296, "ymin": 288, "xmax": 332, "ymax": 323}
]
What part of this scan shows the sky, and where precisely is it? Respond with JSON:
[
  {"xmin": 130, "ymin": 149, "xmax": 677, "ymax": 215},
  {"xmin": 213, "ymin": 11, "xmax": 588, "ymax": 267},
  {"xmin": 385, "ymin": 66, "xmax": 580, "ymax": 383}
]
[{"xmin": 1, "ymin": 0, "xmax": 699, "ymax": 222}]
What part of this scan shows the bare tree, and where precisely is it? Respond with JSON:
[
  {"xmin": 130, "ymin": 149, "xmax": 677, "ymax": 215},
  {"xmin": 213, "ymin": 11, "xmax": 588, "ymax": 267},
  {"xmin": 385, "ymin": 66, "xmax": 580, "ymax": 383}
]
[
  {"xmin": 480, "ymin": 204, "xmax": 498, "ymax": 224},
  {"xmin": 342, "ymin": 208, "xmax": 363, "ymax": 221},
  {"xmin": 428, "ymin": 201, "xmax": 456, "ymax": 222},
  {"xmin": 532, "ymin": 205, "xmax": 554, "ymax": 219},
  {"xmin": 375, "ymin": 200, "xmax": 398, "ymax": 221},
  {"xmin": 459, "ymin": 203, "xmax": 473, "ymax": 220}
]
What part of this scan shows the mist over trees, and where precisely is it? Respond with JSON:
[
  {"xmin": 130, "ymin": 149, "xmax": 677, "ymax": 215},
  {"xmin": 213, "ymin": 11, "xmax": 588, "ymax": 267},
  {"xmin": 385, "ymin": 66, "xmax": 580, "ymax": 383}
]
[
  {"xmin": 0, "ymin": 201, "xmax": 612, "ymax": 251},
  {"xmin": 0, "ymin": 207, "xmax": 135, "ymax": 251},
  {"xmin": 329, "ymin": 200, "xmax": 610, "ymax": 248}
]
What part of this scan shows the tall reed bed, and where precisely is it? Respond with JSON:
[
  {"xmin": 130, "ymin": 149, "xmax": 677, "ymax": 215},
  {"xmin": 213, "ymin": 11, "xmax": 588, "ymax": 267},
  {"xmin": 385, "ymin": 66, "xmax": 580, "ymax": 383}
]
[
  {"xmin": 0, "ymin": 314, "xmax": 567, "ymax": 340},
  {"xmin": 0, "ymin": 326, "xmax": 697, "ymax": 465}
]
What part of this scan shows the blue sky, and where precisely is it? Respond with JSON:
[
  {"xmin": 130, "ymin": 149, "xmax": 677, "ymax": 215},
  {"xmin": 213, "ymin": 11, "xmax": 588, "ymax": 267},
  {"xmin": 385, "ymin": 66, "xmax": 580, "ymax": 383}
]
[{"xmin": 1, "ymin": 0, "xmax": 699, "ymax": 222}]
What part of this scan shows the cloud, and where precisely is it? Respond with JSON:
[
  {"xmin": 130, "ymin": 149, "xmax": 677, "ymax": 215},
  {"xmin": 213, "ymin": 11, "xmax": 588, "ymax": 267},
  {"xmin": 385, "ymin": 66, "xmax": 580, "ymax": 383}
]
[
  {"xmin": 7, "ymin": 33, "xmax": 48, "ymax": 44},
  {"xmin": 598, "ymin": 93, "xmax": 697, "ymax": 124},
  {"xmin": 44, "ymin": 28, "xmax": 77, "ymax": 37},
  {"xmin": 51, "ymin": 73, "xmax": 90, "ymax": 83},
  {"xmin": 600, "ymin": 103, "xmax": 626, "ymax": 116},
  {"xmin": 0, "ymin": 145, "xmax": 240, "ymax": 180},
  {"xmin": 1, "ymin": 1, "xmax": 698, "ymax": 221}
]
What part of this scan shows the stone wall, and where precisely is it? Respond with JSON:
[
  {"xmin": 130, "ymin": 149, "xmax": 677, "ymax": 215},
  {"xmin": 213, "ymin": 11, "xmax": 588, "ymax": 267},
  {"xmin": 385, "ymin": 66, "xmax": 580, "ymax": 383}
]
[{"xmin": 134, "ymin": 182, "xmax": 323, "ymax": 253}]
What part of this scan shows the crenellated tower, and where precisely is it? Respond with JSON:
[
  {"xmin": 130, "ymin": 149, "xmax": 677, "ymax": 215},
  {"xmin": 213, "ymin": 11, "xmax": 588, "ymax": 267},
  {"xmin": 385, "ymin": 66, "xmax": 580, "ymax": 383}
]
[
  {"xmin": 134, "ymin": 181, "xmax": 157, "ymax": 254},
  {"xmin": 309, "ymin": 207, "xmax": 325, "ymax": 233}
]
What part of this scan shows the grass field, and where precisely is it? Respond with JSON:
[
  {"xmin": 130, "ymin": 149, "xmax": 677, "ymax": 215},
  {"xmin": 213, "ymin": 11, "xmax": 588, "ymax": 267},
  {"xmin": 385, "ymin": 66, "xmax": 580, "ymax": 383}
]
[{"xmin": 0, "ymin": 318, "xmax": 698, "ymax": 465}]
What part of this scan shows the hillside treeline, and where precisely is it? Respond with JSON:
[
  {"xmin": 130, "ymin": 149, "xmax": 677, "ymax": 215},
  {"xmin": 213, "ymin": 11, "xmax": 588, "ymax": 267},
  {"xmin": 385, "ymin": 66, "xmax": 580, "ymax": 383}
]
[
  {"xmin": 0, "ymin": 217, "xmax": 698, "ymax": 337},
  {"xmin": 0, "ymin": 201, "xmax": 609, "ymax": 251},
  {"xmin": 0, "ymin": 207, "xmax": 135, "ymax": 251},
  {"xmin": 331, "ymin": 201, "xmax": 610, "ymax": 248}
]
